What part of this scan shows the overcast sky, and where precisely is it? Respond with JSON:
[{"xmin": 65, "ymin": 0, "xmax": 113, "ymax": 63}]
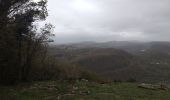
[{"xmin": 43, "ymin": 0, "xmax": 170, "ymax": 43}]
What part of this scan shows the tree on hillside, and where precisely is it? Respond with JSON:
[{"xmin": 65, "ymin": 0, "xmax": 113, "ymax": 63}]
[{"xmin": 0, "ymin": 0, "xmax": 54, "ymax": 84}]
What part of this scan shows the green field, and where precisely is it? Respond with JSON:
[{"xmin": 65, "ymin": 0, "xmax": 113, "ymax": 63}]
[{"xmin": 0, "ymin": 81, "xmax": 170, "ymax": 100}]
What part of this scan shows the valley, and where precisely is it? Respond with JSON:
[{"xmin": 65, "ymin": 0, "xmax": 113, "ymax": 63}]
[{"xmin": 49, "ymin": 41, "xmax": 170, "ymax": 83}]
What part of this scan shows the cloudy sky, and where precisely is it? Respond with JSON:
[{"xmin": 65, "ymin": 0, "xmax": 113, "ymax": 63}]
[{"xmin": 44, "ymin": 0, "xmax": 170, "ymax": 43}]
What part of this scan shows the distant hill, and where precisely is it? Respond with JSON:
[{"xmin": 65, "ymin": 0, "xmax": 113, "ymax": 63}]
[
  {"xmin": 70, "ymin": 48, "xmax": 133, "ymax": 74},
  {"xmin": 49, "ymin": 41, "xmax": 170, "ymax": 83},
  {"xmin": 57, "ymin": 41, "xmax": 170, "ymax": 54}
]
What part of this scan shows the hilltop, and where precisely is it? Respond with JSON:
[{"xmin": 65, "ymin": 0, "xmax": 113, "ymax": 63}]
[{"xmin": 1, "ymin": 80, "xmax": 170, "ymax": 100}]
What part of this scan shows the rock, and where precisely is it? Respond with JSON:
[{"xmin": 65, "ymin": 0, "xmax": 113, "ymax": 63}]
[
  {"xmin": 138, "ymin": 83, "xmax": 169, "ymax": 91},
  {"xmin": 73, "ymin": 86, "xmax": 78, "ymax": 90}
]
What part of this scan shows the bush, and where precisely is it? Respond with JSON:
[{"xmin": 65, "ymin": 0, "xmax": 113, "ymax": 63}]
[{"xmin": 29, "ymin": 56, "xmax": 107, "ymax": 83}]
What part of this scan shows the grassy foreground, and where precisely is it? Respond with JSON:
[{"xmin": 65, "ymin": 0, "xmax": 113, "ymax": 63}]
[{"xmin": 0, "ymin": 80, "xmax": 170, "ymax": 100}]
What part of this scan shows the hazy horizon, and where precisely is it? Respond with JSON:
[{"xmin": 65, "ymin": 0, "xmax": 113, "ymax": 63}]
[
  {"xmin": 50, "ymin": 40, "xmax": 170, "ymax": 45},
  {"xmin": 40, "ymin": 0, "xmax": 170, "ymax": 43}
]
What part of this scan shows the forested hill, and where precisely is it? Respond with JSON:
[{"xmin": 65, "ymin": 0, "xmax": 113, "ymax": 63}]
[{"xmin": 49, "ymin": 41, "xmax": 170, "ymax": 83}]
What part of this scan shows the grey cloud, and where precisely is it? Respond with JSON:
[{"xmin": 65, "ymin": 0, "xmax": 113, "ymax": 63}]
[{"xmin": 45, "ymin": 0, "xmax": 170, "ymax": 43}]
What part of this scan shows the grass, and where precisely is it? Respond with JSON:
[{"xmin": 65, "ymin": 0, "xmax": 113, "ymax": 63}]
[{"xmin": 0, "ymin": 80, "xmax": 170, "ymax": 100}]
